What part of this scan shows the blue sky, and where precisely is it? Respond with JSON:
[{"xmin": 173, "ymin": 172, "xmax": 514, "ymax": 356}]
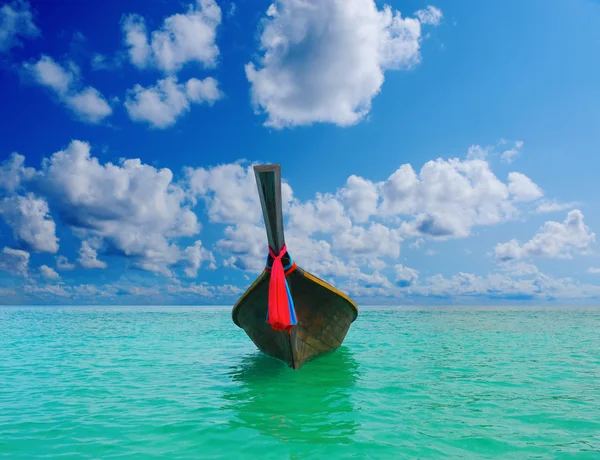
[{"xmin": 1, "ymin": 0, "xmax": 600, "ymax": 305}]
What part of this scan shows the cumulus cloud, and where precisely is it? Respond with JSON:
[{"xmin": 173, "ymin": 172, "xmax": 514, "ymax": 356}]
[
  {"xmin": 333, "ymin": 223, "xmax": 402, "ymax": 258},
  {"xmin": 339, "ymin": 175, "xmax": 378, "ymax": 223},
  {"xmin": 288, "ymin": 193, "xmax": 351, "ymax": 236},
  {"xmin": 246, "ymin": 0, "xmax": 441, "ymax": 128},
  {"xmin": 0, "ymin": 246, "xmax": 29, "ymax": 274},
  {"xmin": 56, "ymin": 255, "xmax": 75, "ymax": 271},
  {"xmin": 495, "ymin": 210, "xmax": 595, "ymax": 261},
  {"xmin": 535, "ymin": 200, "xmax": 579, "ymax": 214},
  {"xmin": 380, "ymin": 158, "xmax": 523, "ymax": 238},
  {"xmin": 23, "ymin": 55, "xmax": 112, "ymax": 123},
  {"xmin": 204, "ymin": 147, "xmax": 550, "ymax": 279},
  {"xmin": 40, "ymin": 264, "xmax": 59, "ymax": 280},
  {"xmin": 395, "ymin": 264, "xmax": 418, "ymax": 287},
  {"xmin": 406, "ymin": 271, "xmax": 600, "ymax": 301},
  {"xmin": 588, "ymin": 267, "xmax": 600, "ymax": 275},
  {"xmin": 37, "ymin": 140, "xmax": 200, "ymax": 275},
  {"xmin": 0, "ymin": 193, "xmax": 59, "ymax": 253},
  {"xmin": 121, "ymin": 0, "xmax": 221, "ymax": 73},
  {"xmin": 3, "ymin": 137, "xmax": 584, "ymax": 302},
  {"xmin": 77, "ymin": 240, "xmax": 107, "ymax": 269},
  {"xmin": 217, "ymin": 223, "xmax": 266, "ymax": 273},
  {"xmin": 186, "ymin": 161, "xmax": 293, "ymax": 225},
  {"xmin": 183, "ymin": 240, "xmax": 215, "ymax": 277},
  {"xmin": 500, "ymin": 140, "xmax": 524, "ymax": 163},
  {"xmin": 415, "ymin": 6, "xmax": 443, "ymax": 26},
  {"xmin": 497, "ymin": 261, "xmax": 539, "ymax": 277},
  {"xmin": 0, "ymin": 0, "xmax": 39, "ymax": 54},
  {"xmin": 508, "ymin": 172, "xmax": 543, "ymax": 202},
  {"xmin": 168, "ymin": 282, "xmax": 243, "ymax": 297},
  {"xmin": 0, "ymin": 153, "xmax": 36, "ymax": 193},
  {"xmin": 466, "ymin": 144, "xmax": 490, "ymax": 161},
  {"xmin": 124, "ymin": 76, "xmax": 221, "ymax": 128},
  {"xmin": 23, "ymin": 284, "xmax": 70, "ymax": 297}
]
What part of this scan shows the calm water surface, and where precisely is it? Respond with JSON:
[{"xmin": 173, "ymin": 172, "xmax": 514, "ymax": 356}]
[{"xmin": 1, "ymin": 306, "xmax": 599, "ymax": 459}]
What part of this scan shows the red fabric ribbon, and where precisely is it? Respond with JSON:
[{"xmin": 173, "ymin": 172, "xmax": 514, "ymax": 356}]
[{"xmin": 267, "ymin": 244, "xmax": 296, "ymax": 332}]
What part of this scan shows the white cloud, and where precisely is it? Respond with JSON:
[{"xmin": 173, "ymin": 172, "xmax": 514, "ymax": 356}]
[
  {"xmin": 288, "ymin": 193, "xmax": 351, "ymax": 236},
  {"xmin": 186, "ymin": 76, "xmax": 221, "ymax": 102},
  {"xmin": 246, "ymin": 0, "xmax": 441, "ymax": 128},
  {"xmin": 415, "ymin": 6, "xmax": 443, "ymax": 26},
  {"xmin": 286, "ymin": 233, "xmax": 340, "ymax": 274},
  {"xmin": 495, "ymin": 210, "xmax": 595, "ymax": 261},
  {"xmin": 500, "ymin": 150, "xmax": 519, "ymax": 163},
  {"xmin": 0, "ymin": 246, "xmax": 29, "ymax": 274},
  {"xmin": 407, "ymin": 271, "xmax": 600, "ymax": 301},
  {"xmin": 0, "ymin": 153, "xmax": 36, "ymax": 193},
  {"xmin": 176, "ymin": 283, "xmax": 241, "ymax": 297},
  {"xmin": 333, "ymin": 223, "xmax": 401, "ymax": 258},
  {"xmin": 24, "ymin": 284, "xmax": 70, "ymax": 297},
  {"xmin": 56, "ymin": 255, "xmax": 75, "ymax": 271},
  {"xmin": 497, "ymin": 140, "xmax": 524, "ymax": 164},
  {"xmin": 494, "ymin": 240, "xmax": 523, "ymax": 262},
  {"xmin": 121, "ymin": 15, "xmax": 150, "ymax": 68},
  {"xmin": 186, "ymin": 161, "xmax": 293, "ymax": 225},
  {"xmin": 77, "ymin": 240, "xmax": 107, "ymax": 269},
  {"xmin": 588, "ymin": 267, "xmax": 600, "ymax": 275},
  {"xmin": 65, "ymin": 88, "xmax": 113, "ymax": 123},
  {"xmin": 217, "ymin": 223, "xmax": 266, "ymax": 273},
  {"xmin": 38, "ymin": 140, "xmax": 200, "ymax": 274},
  {"xmin": 380, "ymin": 158, "xmax": 519, "ymax": 239},
  {"xmin": 410, "ymin": 238, "xmax": 424, "ymax": 249},
  {"xmin": 497, "ymin": 261, "xmax": 539, "ymax": 277},
  {"xmin": 72, "ymin": 284, "xmax": 108, "ymax": 296},
  {"xmin": 122, "ymin": 0, "xmax": 221, "ymax": 73},
  {"xmin": 395, "ymin": 264, "xmax": 418, "ymax": 287},
  {"xmin": 0, "ymin": 0, "xmax": 39, "ymax": 53},
  {"xmin": 203, "ymin": 148, "xmax": 552, "ymax": 279},
  {"xmin": 535, "ymin": 200, "xmax": 579, "ymax": 214},
  {"xmin": 339, "ymin": 175, "xmax": 378, "ymax": 223},
  {"xmin": 25, "ymin": 55, "xmax": 75, "ymax": 93},
  {"xmin": 0, "ymin": 193, "xmax": 59, "ymax": 253},
  {"xmin": 40, "ymin": 264, "xmax": 60, "ymax": 280},
  {"xmin": 183, "ymin": 240, "xmax": 215, "ymax": 277},
  {"xmin": 508, "ymin": 172, "xmax": 543, "ymax": 202},
  {"xmin": 1, "ymin": 138, "xmax": 579, "ymax": 297},
  {"xmin": 23, "ymin": 55, "xmax": 112, "ymax": 123},
  {"xmin": 368, "ymin": 258, "xmax": 387, "ymax": 271},
  {"xmin": 168, "ymin": 282, "xmax": 243, "ymax": 297},
  {"xmin": 124, "ymin": 76, "xmax": 222, "ymax": 128},
  {"xmin": 466, "ymin": 144, "xmax": 490, "ymax": 161}
]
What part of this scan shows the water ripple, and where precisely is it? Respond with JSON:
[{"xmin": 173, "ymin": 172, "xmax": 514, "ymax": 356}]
[{"xmin": 1, "ymin": 306, "xmax": 599, "ymax": 459}]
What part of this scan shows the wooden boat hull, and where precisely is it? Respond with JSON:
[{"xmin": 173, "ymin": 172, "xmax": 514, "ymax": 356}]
[
  {"xmin": 233, "ymin": 267, "xmax": 358, "ymax": 369},
  {"xmin": 232, "ymin": 163, "xmax": 358, "ymax": 369}
]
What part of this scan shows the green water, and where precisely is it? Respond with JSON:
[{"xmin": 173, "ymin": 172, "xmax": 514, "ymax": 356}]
[{"xmin": 1, "ymin": 306, "xmax": 599, "ymax": 459}]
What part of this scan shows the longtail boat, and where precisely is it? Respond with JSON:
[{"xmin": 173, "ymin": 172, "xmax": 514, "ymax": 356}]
[{"xmin": 232, "ymin": 164, "xmax": 358, "ymax": 369}]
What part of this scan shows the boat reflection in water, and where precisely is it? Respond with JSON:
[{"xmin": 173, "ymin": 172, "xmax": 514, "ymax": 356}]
[{"xmin": 223, "ymin": 347, "xmax": 360, "ymax": 446}]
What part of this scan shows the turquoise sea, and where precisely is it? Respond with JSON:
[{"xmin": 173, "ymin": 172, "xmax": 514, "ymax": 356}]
[{"xmin": 1, "ymin": 306, "xmax": 599, "ymax": 459}]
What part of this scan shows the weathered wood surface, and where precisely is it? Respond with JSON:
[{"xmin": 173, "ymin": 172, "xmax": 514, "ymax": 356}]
[
  {"xmin": 232, "ymin": 164, "xmax": 358, "ymax": 369},
  {"xmin": 253, "ymin": 164, "xmax": 285, "ymax": 253},
  {"xmin": 233, "ymin": 267, "xmax": 358, "ymax": 369}
]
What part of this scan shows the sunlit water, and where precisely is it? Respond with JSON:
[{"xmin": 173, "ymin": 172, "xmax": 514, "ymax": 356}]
[{"xmin": 1, "ymin": 306, "xmax": 599, "ymax": 459}]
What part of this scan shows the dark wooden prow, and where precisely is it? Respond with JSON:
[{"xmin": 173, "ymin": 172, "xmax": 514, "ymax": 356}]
[
  {"xmin": 254, "ymin": 164, "xmax": 286, "ymax": 254},
  {"xmin": 253, "ymin": 164, "xmax": 299, "ymax": 368}
]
